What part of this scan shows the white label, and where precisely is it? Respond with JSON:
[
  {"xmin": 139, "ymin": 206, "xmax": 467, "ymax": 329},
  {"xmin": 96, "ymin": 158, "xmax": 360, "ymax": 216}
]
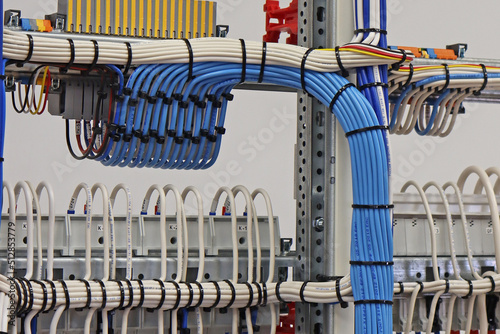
[
  {"xmin": 169, "ymin": 224, "xmax": 178, "ymax": 231},
  {"xmin": 22, "ymin": 222, "xmax": 27, "ymax": 230},
  {"xmin": 486, "ymin": 227, "xmax": 494, "ymax": 235},
  {"xmin": 434, "ymin": 227, "xmax": 440, "ymax": 235},
  {"xmin": 238, "ymin": 225, "xmax": 247, "ymax": 232},
  {"xmin": 97, "ymin": 225, "xmax": 103, "ymax": 232}
]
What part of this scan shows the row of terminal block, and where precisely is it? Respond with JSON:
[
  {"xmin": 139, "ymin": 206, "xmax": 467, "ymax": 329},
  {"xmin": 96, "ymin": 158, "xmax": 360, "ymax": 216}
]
[{"xmin": 389, "ymin": 43, "xmax": 468, "ymax": 60}]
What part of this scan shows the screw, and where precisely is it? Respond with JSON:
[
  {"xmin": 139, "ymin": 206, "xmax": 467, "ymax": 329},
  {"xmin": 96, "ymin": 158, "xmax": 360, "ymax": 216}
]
[{"xmin": 313, "ymin": 217, "xmax": 324, "ymax": 232}]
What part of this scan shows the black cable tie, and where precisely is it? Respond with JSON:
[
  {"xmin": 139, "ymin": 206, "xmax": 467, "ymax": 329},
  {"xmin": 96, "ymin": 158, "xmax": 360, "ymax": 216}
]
[
  {"xmin": 191, "ymin": 282, "xmax": 204, "ymax": 310},
  {"xmin": 156, "ymin": 136, "xmax": 166, "ymax": 144},
  {"xmin": 222, "ymin": 280, "xmax": 236, "ymax": 311},
  {"xmin": 417, "ymin": 281, "xmax": 425, "ymax": 293},
  {"xmin": 179, "ymin": 101, "xmax": 189, "ymax": 109},
  {"xmin": 156, "ymin": 91, "xmax": 166, "ymax": 99},
  {"xmin": 138, "ymin": 91, "xmax": 148, "ymax": 99},
  {"xmin": 60, "ymin": 280, "xmax": 71, "ymax": 311},
  {"xmin": 301, "ymin": 48, "xmax": 315, "ymax": 92},
  {"xmin": 184, "ymin": 282, "xmax": 194, "ymax": 309},
  {"xmin": 16, "ymin": 278, "xmax": 29, "ymax": 314},
  {"xmin": 444, "ymin": 279, "xmax": 450, "ymax": 294},
  {"xmin": 122, "ymin": 134, "xmax": 132, "ymax": 142},
  {"xmin": 204, "ymin": 281, "xmax": 221, "ymax": 311},
  {"xmin": 94, "ymin": 279, "xmax": 107, "ymax": 310},
  {"xmin": 259, "ymin": 42, "xmax": 267, "ymax": 83},
  {"xmin": 23, "ymin": 279, "xmax": 34, "ymax": 314},
  {"xmin": 13, "ymin": 278, "xmax": 22, "ymax": 314},
  {"xmin": 299, "ymin": 281, "xmax": 309, "ymax": 304},
  {"xmin": 239, "ymin": 39, "xmax": 247, "ymax": 83},
  {"xmin": 0, "ymin": 75, "xmax": 6, "ymax": 81},
  {"xmin": 132, "ymin": 279, "xmax": 145, "ymax": 310},
  {"xmin": 354, "ymin": 300, "xmax": 393, "ymax": 305},
  {"xmin": 78, "ymin": 279, "xmax": 92, "ymax": 309},
  {"xmin": 276, "ymin": 281, "xmax": 286, "ymax": 304},
  {"xmin": 392, "ymin": 49, "xmax": 407, "ymax": 71},
  {"xmin": 345, "ymin": 125, "xmax": 389, "ymax": 138},
  {"xmin": 262, "ymin": 283, "xmax": 268, "ymax": 307},
  {"xmin": 335, "ymin": 278, "xmax": 349, "ymax": 308},
  {"xmin": 31, "ymin": 280, "xmax": 48, "ymax": 314},
  {"xmin": 88, "ymin": 40, "xmax": 99, "ymax": 73},
  {"xmin": 133, "ymin": 130, "xmax": 142, "ymax": 138},
  {"xmin": 174, "ymin": 93, "xmax": 183, "ymax": 101},
  {"xmin": 401, "ymin": 63, "xmax": 414, "ymax": 90},
  {"xmin": 206, "ymin": 94, "xmax": 217, "ymax": 102},
  {"xmin": 61, "ymin": 39, "xmax": 75, "ymax": 73},
  {"xmin": 486, "ymin": 276, "xmax": 496, "ymax": 293},
  {"xmin": 329, "ymin": 83, "xmax": 355, "ymax": 110},
  {"xmin": 358, "ymin": 82, "xmax": 388, "ymax": 91},
  {"xmin": 141, "ymin": 134, "xmax": 150, "ymax": 143},
  {"xmin": 113, "ymin": 280, "xmax": 126, "ymax": 311},
  {"xmin": 253, "ymin": 282, "xmax": 263, "ymax": 306},
  {"xmin": 122, "ymin": 279, "xmax": 134, "ymax": 310},
  {"xmin": 335, "ymin": 46, "xmax": 349, "ymax": 78},
  {"xmin": 182, "ymin": 38, "xmax": 194, "ymax": 80},
  {"xmin": 212, "ymin": 100, "xmax": 222, "ymax": 108},
  {"xmin": 207, "ymin": 134, "xmax": 217, "ymax": 143},
  {"xmin": 192, "ymin": 136, "xmax": 201, "ymax": 144},
  {"xmin": 19, "ymin": 34, "xmax": 34, "ymax": 66},
  {"xmin": 352, "ymin": 203, "xmax": 394, "ymax": 209},
  {"xmin": 395, "ymin": 282, "xmax": 404, "ymax": 295},
  {"xmin": 123, "ymin": 42, "xmax": 133, "ymax": 75},
  {"xmin": 112, "ymin": 134, "xmax": 121, "ymax": 142},
  {"xmin": 175, "ymin": 136, "xmax": 184, "ymax": 144},
  {"xmin": 187, "ymin": 94, "xmax": 198, "ymax": 103},
  {"xmin": 183, "ymin": 131, "xmax": 193, "ymax": 139},
  {"xmin": 463, "ymin": 279, "xmax": 473, "ymax": 299},
  {"xmin": 108, "ymin": 123, "xmax": 118, "ymax": 132},
  {"xmin": 350, "ymin": 260, "xmax": 394, "ymax": 266},
  {"xmin": 474, "ymin": 64, "xmax": 488, "ymax": 96},
  {"xmin": 436, "ymin": 64, "xmax": 450, "ymax": 94},
  {"xmin": 42, "ymin": 279, "xmax": 57, "ymax": 313},
  {"xmin": 243, "ymin": 282, "xmax": 254, "ymax": 309},
  {"xmin": 214, "ymin": 126, "xmax": 226, "ymax": 135},
  {"xmin": 147, "ymin": 279, "xmax": 166, "ymax": 312},
  {"xmin": 128, "ymin": 99, "xmax": 138, "ymax": 107},
  {"xmin": 196, "ymin": 100, "xmax": 207, "ymax": 108},
  {"xmin": 168, "ymin": 129, "xmax": 177, "ymax": 137},
  {"xmin": 222, "ymin": 93, "xmax": 234, "ymax": 101},
  {"xmin": 200, "ymin": 129, "xmax": 209, "ymax": 137},
  {"xmin": 0, "ymin": 157, "xmax": 4, "ymax": 163},
  {"xmin": 353, "ymin": 28, "xmax": 388, "ymax": 35},
  {"xmin": 123, "ymin": 88, "xmax": 132, "ymax": 96},
  {"xmin": 163, "ymin": 97, "xmax": 173, "ymax": 105},
  {"xmin": 149, "ymin": 129, "xmax": 158, "ymax": 139}
]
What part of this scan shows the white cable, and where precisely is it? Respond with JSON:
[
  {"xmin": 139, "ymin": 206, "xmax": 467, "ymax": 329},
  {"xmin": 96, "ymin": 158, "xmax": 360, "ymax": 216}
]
[
  {"xmin": 24, "ymin": 181, "xmax": 43, "ymax": 281},
  {"xmin": 35, "ymin": 182, "xmax": 55, "ymax": 281},
  {"xmin": 13, "ymin": 182, "xmax": 34, "ymax": 280}
]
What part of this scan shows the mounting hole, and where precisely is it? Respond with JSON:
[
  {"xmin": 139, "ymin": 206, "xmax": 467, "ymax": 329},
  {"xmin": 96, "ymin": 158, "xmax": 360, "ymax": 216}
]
[
  {"xmin": 299, "ymin": 150, "xmax": 303, "ymax": 156},
  {"xmin": 238, "ymin": 273, "xmax": 243, "ymax": 279},
  {"xmin": 302, "ymin": 193, "xmax": 305, "ymax": 199},
  {"xmin": 170, "ymin": 237, "xmax": 177, "ymax": 244},
  {"xmin": 299, "ymin": 185, "xmax": 303, "ymax": 191},
  {"xmin": 302, "ymin": 211, "xmax": 305, "ymax": 216},
  {"xmin": 316, "ymin": 257, "xmax": 322, "ymax": 263},
  {"xmin": 302, "ymin": 159, "xmax": 306, "ymax": 164},
  {"xmin": 316, "ymin": 310, "xmax": 321, "ymax": 316},
  {"xmin": 205, "ymin": 273, "xmax": 210, "ymax": 280},
  {"xmin": 317, "ymin": 133, "xmax": 323, "ymax": 139},
  {"xmin": 416, "ymin": 272, "xmax": 422, "ymax": 279},
  {"xmin": 298, "ymin": 202, "xmax": 302, "ymax": 208},
  {"xmin": 301, "ymin": 246, "xmax": 305, "ymax": 252},
  {"xmin": 69, "ymin": 274, "xmax": 75, "ymax": 280},
  {"xmin": 302, "ymin": 229, "xmax": 305, "ymax": 234},
  {"xmin": 299, "ymin": 167, "xmax": 303, "ymax": 174},
  {"xmin": 317, "ymin": 186, "xmax": 323, "ymax": 193},
  {"xmin": 301, "ymin": 317, "xmax": 305, "ymax": 323},
  {"xmin": 317, "ymin": 203, "xmax": 323, "ymax": 210},
  {"xmin": 301, "ymin": 264, "xmax": 305, "ymax": 270},
  {"xmin": 98, "ymin": 237, "xmax": 104, "ymax": 245},
  {"xmin": 316, "ymin": 239, "xmax": 322, "ymax": 245},
  {"xmin": 317, "ymin": 151, "xmax": 323, "ymax": 157},
  {"xmin": 303, "ymin": 19, "xmax": 307, "ymax": 24},
  {"xmin": 239, "ymin": 237, "xmax": 246, "ymax": 245},
  {"xmin": 23, "ymin": 237, "xmax": 27, "ymax": 245},
  {"xmin": 300, "ymin": 98, "xmax": 303, "ymax": 103},
  {"xmin": 138, "ymin": 273, "xmax": 144, "ymax": 280},
  {"xmin": 303, "ymin": 36, "xmax": 307, "ymax": 42},
  {"xmin": 300, "ymin": 11, "xmax": 304, "ymax": 17},
  {"xmin": 298, "ymin": 219, "xmax": 302, "ymax": 225},
  {"xmin": 298, "ymin": 237, "xmax": 302, "ymax": 243},
  {"xmin": 303, "ymin": 106, "xmax": 306, "ymax": 112},
  {"xmin": 299, "ymin": 132, "xmax": 303, "ymax": 138},
  {"xmin": 318, "ymin": 28, "xmax": 324, "ymax": 35},
  {"xmin": 317, "ymin": 168, "xmax": 323, "ymax": 175},
  {"xmin": 298, "ymin": 255, "xmax": 302, "ymax": 261},
  {"xmin": 171, "ymin": 273, "xmax": 177, "ymax": 280},
  {"xmin": 444, "ymin": 272, "xmax": 450, "ymax": 278}
]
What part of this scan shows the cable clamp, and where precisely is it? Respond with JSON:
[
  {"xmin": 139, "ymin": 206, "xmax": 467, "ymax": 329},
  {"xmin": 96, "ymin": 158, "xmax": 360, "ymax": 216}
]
[
  {"xmin": 352, "ymin": 204, "xmax": 394, "ymax": 209},
  {"xmin": 358, "ymin": 82, "xmax": 388, "ymax": 91},
  {"xmin": 329, "ymin": 83, "xmax": 355, "ymax": 111},
  {"xmin": 123, "ymin": 42, "xmax": 133, "ymax": 75},
  {"xmin": 335, "ymin": 46, "xmax": 349, "ymax": 78},
  {"xmin": 239, "ymin": 39, "xmax": 247, "ymax": 83},
  {"xmin": 182, "ymin": 38, "xmax": 194, "ymax": 80},
  {"xmin": 336, "ymin": 277, "xmax": 349, "ymax": 308},
  {"xmin": 354, "ymin": 300, "xmax": 393, "ymax": 306},
  {"xmin": 392, "ymin": 49, "xmax": 408, "ymax": 71},
  {"xmin": 345, "ymin": 125, "xmax": 389, "ymax": 138},
  {"xmin": 215, "ymin": 126, "xmax": 226, "ymax": 135},
  {"xmin": 474, "ymin": 64, "xmax": 488, "ymax": 96},
  {"xmin": 259, "ymin": 41, "xmax": 267, "ymax": 83},
  {"xmin": 353, "ymin": 28, "xmax": 388, "ymax": 35},
  {"xmin": 349, "ymin": 260, "xmax": 394, "ymax": 266},
  {"xmin": 301, "ymin": 48, "xmax": 315, "ymax": 92}
]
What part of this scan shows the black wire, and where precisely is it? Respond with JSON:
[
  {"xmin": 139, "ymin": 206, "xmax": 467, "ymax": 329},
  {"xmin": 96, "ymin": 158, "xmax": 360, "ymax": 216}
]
[{"xmin": 11, "ymin": 64, "xmax": 47, "ymax": 113}]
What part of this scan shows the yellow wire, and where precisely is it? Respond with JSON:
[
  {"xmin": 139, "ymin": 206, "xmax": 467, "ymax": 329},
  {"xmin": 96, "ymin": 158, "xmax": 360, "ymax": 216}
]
[
  {"xmin": 115, "ymin": 0, "xmax": 120, "ymax": 34},
  {"xmin": 155, "ymin": 0, "xmax": 160, "ymax": 37},
  {"xmin": 178, "ymin": 0, "xmax": 183, "ymax": 38},
  {"xmin": 170, "ymin": 0, "xmax": 175, "ymax": 38},
  {"xmin": 123, "ymin": 0, "xmax": 128, "ymax": 35},
  {"xmin": 106, "ymin": 0, "xmax": 111, "ymax": 34},
  {"xmin": 200, "ymin": 1, "xmax": 206, "ymax": 37},
  {"xmin": 193, "ymin": 0, "xmax": 199, "ymax": 38},
  {"xmin": 139, "ymin": 0, "xmax": 145, "ymax": 36},
  {"xmin": 96, "ymin": 0, "xmax": 101, "ymax": 33},
  {"xmin": 208, "ymin": 1, "xmax": 213, "ymax": 36},
  {"xmin": 86, "ymin": 0, "xmax": 91, "ymax": 32},
  {"xmin": 67, "ymin": 0, "xmax": 74, "ymax": 32},
  {"xmin": 185, "ymin": 0, "xmax": 191, "ymax": 38},
  {"xmin": 329, "ymin": 47, "xmax": 399, "ymax": 61},
  {"xmin": 76, "ymin": 0, "xmax": 82, "ymax": 32},
  {"xmin": 146, "ymin": 0, "xmax": 152, "ymax": 36},
  {"xmin": 33, "ymin": 67, "xmax": 49, "ymax": 115},
  {"xmin": 130, "ymin": 0, "xmax": 136, "ymax": 35}
]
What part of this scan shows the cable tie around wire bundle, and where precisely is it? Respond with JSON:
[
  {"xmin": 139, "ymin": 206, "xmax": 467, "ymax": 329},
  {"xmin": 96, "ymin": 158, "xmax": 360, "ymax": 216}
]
[
  {"xmin": 352, "ymin": 204, "xmax": 394, "ymax": 209},
  {"xmin": 349, "ymin": 260, "xmax": 394, "ymax": 266},
  {"xmin": 215, "ymin": 126, "xmax": 226, "ymax": 135},
  {"xmin": 317, "ymin": 275, "xmax": 343, "ymax": 282},
  {"xmin": 262, "ymin": 283, "xmax": 268, "ymax": 307},
  {"xmin": 122, "ymin": 279, "xmax": 134, "ymax": 310},
  {"xmin": 42, "ymin": 279, "xmax": 57, "ymax": 313},
  {"xmin": 88, "ymin": 40, "xmax": 99, "ymax": 73},
  {"xmin": 128, "ymin": 98, "xmax": 138, "ymax": 107},
  {"xmin": 301, "ymin": 48, "xmax": 315, "ymax": 92},
  {"xmin": 147, "ymin": 95, "xmax": 158, "ymax": 104},
  {"xmin": 474, "ymin": 64, "xmax": 488, "ymax": 96},
  {"xmin": 299, "ymin": 281, "xmax": 309, "ymax": 304},
  {"xmin": 395, "ymin": 282, "xmax": 404, "ymax": 295},
  {"xmin": 184, "ymin": 282, "xmax": 194, "ymax": 309},
  {"xmin": 123, "ymin": 88, "xmax": 132, "ymax": 96},
  {"xmin": 400, "ymin": 63, "xmax": 414, "ymax": 90},
  {"xmin": 353, "ymin": 28, "xmax": 388, "ymax": 35},
  {"xmin": 122, "ymin": 133, "xmax": 133, "ymax": 142},
  {"xmin": 222, "ymin": 280, "xmax": 236, "ymax": 311},
  {"xmin": 183, "ymin": 131, "xmax": 193, "ymax": 139},
  {"xmin": 94, "ymin": 279, "xmax": 107, "ymax": 310},
  {"xmin": 123, "ymin": 42, "xmax": 133, "ymax": 75},
  {"xmin": 22, "ymin": 278, "xmax": 34, "ymax": 314},
  {"xmin": 60, "ymin": 280, "xmax": 71, "ymax": 311},
  {"xmin": 207, "ymin": 134, "xmax": 217, "ymax": 143},
  {"xmin": 182, "ymin": 38, "xmax": 194, "ymax": 80},
  {"xmin": 200, "ymin": 129, "xmax": 209, "ymax": 137},
  {"xmin": 196, "ymin": 100, "xmax": 207, "ymax": 108},
  {"xmin": 16, "ymin": 278, "xmax": 30, "ymax": 314},
  {"xmin": 112, "ymin": 280, "xmax": 126, "ymax": 311},
  {"xmin": 486, "ymin": 276, "xmax": 496, "ymax": 293},
  {"xmin": 463, "ymin": 279, "xmax": 473, "ymax": 299},
  {"xmin": 179, "ymin": 100, "xmax": 189, "ymax": 109},
  {"xmin": 175, "ymin": 136, "xmax": 184, "ymax": 144},
  {"xmin": 436, "ymin": 64, "xmax": 450, "ymax": 93},
  {"xmin": 190, "ymin": 281, "xmax": 204, "ymax": 310},
  {"xmin": 13, "ymin": 278, "xmax": 23, "ymax": 314},
  {"xmin": 132, "ymin": 279, "xmax": 145, "ymax": 310},
  {"xmin": 276, "ymin": 281, "xmax": 287, "ymax": 303},
  {"xmin": 0, "ymin": 157, "xmax": 4, "ymax": 163},
  {"xmin": 61, "ymin": 39, "xmax": 75, "ymax": 73},
  {"xmin": 335, "ymin": 46, "xmax": 349, "ymax": 78},
  {"xmin": 147, "ymin": 279, "xmax": 166, "ymax": 312},
  {"xmin": 392, "ymin": 49, "xmax": 408, "ymax": 71},
  {"xmin": 243, "ymin": 282, "xmax": 254, "ymax": 309},
  {"xmin": 345, "ymin": 126, "xmax": 389, "ymax": 138},
  {"xmin": 239, "ymin": 39, "xmax": 247, "ymax": 83},
  {"xmin": 163, "ymin": 96, "xmax": 173, "ymax": 105},
  {"xmin": 204, "ymin": 281, "xmax": 221, "ymax": 311},
  {"xmin": 192, "ymin": 136, "xmax": 201, "ymax": 144},
  {"xmin": 358, "ymin": 82, "xmax": 389, "ymax": 91},
  {"xmin": 329, "ymin": 83, "xmax": 355, "ymax": 110},
  {"xmin": 141, "ymin": 134, "xmax": 150, "ymax": 143},
  {"xmin": 222, "ymin": 93, "xmax": 234, "ymax": 101},
  {"xmin": 18, "ymin": 34, "xmax": 34, "ymax": 66},
  {"xmin": 354, "ymin": 300, "xmax": 393, "ymax": 305},
  {"xmin": 444, "ymin": 279, "xmax": 450, "ymax": 294},
  {"xmin": 212, "ymin": 100, "xmax": 222, "ymax": 108},
  {"xmin": 416, "ymin": 281, "xmax": 425, "ymax": 293},
  {"xmin": 31, "ymin": 280, "xmax": 48, "ymax": 314},
  {"xmin": 335, "ymin": 278, "xmax": 348, "ymax": 308},
  {"xmin": 78, "ymin": 279, "xmax": 91, "ymax": 310},
  {"xmin": 259, "ymin": 42, "xmax": 267, "ymax": 83},
  {"xmin": 253, "ymin": 282, "xmax": 263, "ymax": 306}
]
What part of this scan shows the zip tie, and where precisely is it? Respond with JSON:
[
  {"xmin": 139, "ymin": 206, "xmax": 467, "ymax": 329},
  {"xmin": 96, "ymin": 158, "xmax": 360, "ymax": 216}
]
[
  {"xmin": 336, "ymin": 278, "xmax": 348, "ymax": 308},
  {"xmin": 258, "ymin": 42, "xmax": 267, "ymax": 83},
  {"xmin": 474, "ymin": 64, "xmax": 488, "ymax": 96},
  {"xmin": 222, "ymin": 280, "xmax": 236, "ymax": 310},
  {"xmin": 354, "ymin": 300, "xmax": 393, "ymax": 305},
  {"xmin": 239, "ymin": 39, "xmax": 247, "ymax": 83},
  {"xmin": 205, "ymin": 281, "xmax": 221, "ymax": 311},
  {"xmin": 22, "ymin": 279, "xmax": 34, "ymax": 313},
  {"xmin": 392, "ymin": 49, "xmax": 408, "ymax": 71},
  {"xmin": 358, "ymin": 82, "xmax": 388, "ymax": 91},
  {"xmin": 299, "ymin": 281, "xmax": 309, "ymax": 303},
  {"xmin": 416, "ymin": 281, "xmax": 425, "ymax": 293},
  {"xmin": 184, "ymin": 282, "xmax": 194, "ymax": 308},
  {"xmin": 401, "ymin": 63, "xmax": 414, "ymax": 90},
  {"xmin": 335, "ymin": 46, "xmax": 349, "ymax": 77},
  {"xmin": 147, "ymin": 279, "xmax": 166, "ymax": 312},
  {"xmin": 262, "ymin": 283, "xmax": 268, "ymax": 307},
  {"xmin": 436, "ymin": 64, "xmax": 450, "ymax": 94},
  {"xmin": 94, "ymin": 279, "xmax": 107, "ymax": 310},
  {"xmin": 132, "ymin": 279, "xmax": 145, "ymax": 310},
  {"xmin": 182, "ymin": 38, "xmax": 194, "ymax": 80},
  {"xmin": 113, "ymin": 280, "xmax": 126, "ymax": 311},
  {"xmin": 123, "ymin": 42, "xmax": 133, "ymax": 75},
  {"xmin": 122, "ymin": 279, "xmax": 134, "ymax": 310},
  {"xmin": 301, "ymin": 48, "xmax": 314, "ymax": 92},
  {"xmin": 61, "ymin": 39, "xmax": 75, "ymax": 73},
  {"xmin": 18, "ymin": 34, "xmax": 34, "ymax": 66},
  {"xmin": 329, "ymin": 83, "xmax": 355, "ymax": 110},
  {"xmin": 190, "ymin": 282, "xmax": 204, "ymax": 309},
  {"xmin": 253, "ymin": 282, "xmax": 263, "ymax": 306},
  {"xmin": 350, "ymin": 260, "xmax": 394, "ymax": 266},
  {"xmin": 60, "ymin": 280, "xmax": 70, "ymax": 311},
  {"xmin": 486, "ymin": 276, "xmax": 495, "ymax": 293},
  {"xmin": 352, "ymin": 204, "xmax": 394, "ymax": 209},
  {"xmin": 78, "ymin": 279, "xmax": 91, "ymax": 310},
  {"xmin": 276, "ymin": 281, "xmax": 287, "ymax": 303},
  {"xmin": 243, "ymin": 282, "xmax": 254, "ymax": 309},
  {"xmin": 170, "ymin": 280, "xmax": 182, "ymax": 310},
  {"xmin": 395, "ymin": 282, "xmax": 404, "ymax": 295},
  {"xmin": 31, "ymin": 280, "xmax": 47, "ymax": 314},
  {"xmin": 88, "ymin": 40, "xmax": 99, "ymax": 73},
  {"xmin": 444, "ymin": 279, "xmax": 450, "ymax": 294},
  {"xmin": 42, "ymin": 279, "xmax": 57, "ymax": 313},
  {"xmin": 13, "ymin": 279, "xmax": 23, "ymax": 314},
  {"xmin": 345, "ymin": 125, "xmax": 389, "ymax": 138},
  {"xmin": 463, "ymin": 279, "xmax": 473, "ymax": 299},
  {"xmin": 353, "ymin": 28, "xmax": 388, "ymax": 35},
  {"xmin": 17, "ymin": 278, "xmax": 29, "ymax": 314}
]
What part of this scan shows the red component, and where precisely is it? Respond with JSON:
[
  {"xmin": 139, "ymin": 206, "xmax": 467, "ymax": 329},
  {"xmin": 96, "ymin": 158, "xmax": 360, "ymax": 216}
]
[
  {"xmin": 263, "ymin": 0, "xmax": 298, "ymax": 45},
  {"xmin": 488, "ymin": 331, "xmax": 497, "ymax": 334},
  {"xmin": 470, "ymin": 331, "xmax": 479, "ymax": 334},
  {"xmin": 276, "ymin": 302, "xmax": 296, "ymax": 333},
  {"xmin": 450, "ymin": 331, "xmax": 460, "ymax": 334}
]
